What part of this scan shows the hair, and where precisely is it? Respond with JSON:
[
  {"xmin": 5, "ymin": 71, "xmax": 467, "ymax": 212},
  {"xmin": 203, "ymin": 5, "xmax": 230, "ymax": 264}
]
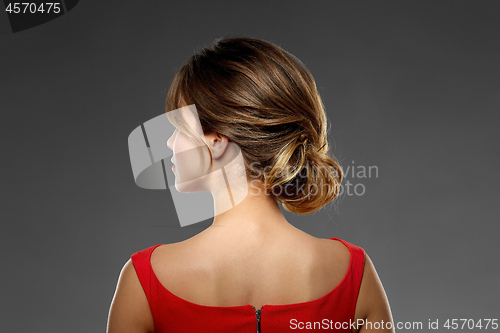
[{"xmin": 165, "ymin": 36, "xmax": 343, "ymax": 214}]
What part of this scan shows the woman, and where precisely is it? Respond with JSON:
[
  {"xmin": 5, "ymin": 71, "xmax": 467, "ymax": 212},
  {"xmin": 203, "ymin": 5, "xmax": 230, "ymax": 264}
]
[{"xmin": 107, "ymin": 37, "xmax": 395, "ymax": 332}]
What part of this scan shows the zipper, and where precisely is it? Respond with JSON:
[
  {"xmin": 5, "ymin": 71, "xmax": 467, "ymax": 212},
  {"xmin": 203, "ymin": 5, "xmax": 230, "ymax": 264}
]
[{"xmin": 252, "ymin": 306, "xmax": 263, "ymax": 333}]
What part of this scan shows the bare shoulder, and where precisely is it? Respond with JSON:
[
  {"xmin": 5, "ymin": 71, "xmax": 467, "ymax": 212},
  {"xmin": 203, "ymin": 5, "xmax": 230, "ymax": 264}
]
[
  {"xmin": 148, "ymin": 239, "xmax": 211, "ymax": 293},
  {"xmin": 107, "ymin": 259, "xmax": 155, "ymax": 333},
  {"xmin": 353, "ymin": 253, "xmax": 395, "ymax": 333},
  {"xmin": 292, "ymin": 236, "xmax": 352, "ymax": 296},
  {"xmin": 154, "ymin": 239, "xmax": 192, "ymax": 254},
  {"xmin": 149, "ymin": 239, "xmax": 197, "ymax": 271},
  {"xmin": 315, "ymin": 237, "xmax": 351, "ymax": 270}
]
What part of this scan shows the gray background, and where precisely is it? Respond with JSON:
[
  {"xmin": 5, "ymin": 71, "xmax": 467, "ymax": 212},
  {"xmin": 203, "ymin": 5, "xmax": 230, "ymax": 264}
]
[{"xmin": 1, "ymin": 1, "xmax": 499, "ymax": 332}]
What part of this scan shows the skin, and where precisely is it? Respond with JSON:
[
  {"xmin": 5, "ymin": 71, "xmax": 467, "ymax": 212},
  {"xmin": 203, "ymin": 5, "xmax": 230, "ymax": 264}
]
[
  {"xmin": 166, "ymin": 107, "xmax": 213, "ymax": 193},
  {"xmin": 107, "ymin": 131, "xmax": 395, "ymax": 333}
]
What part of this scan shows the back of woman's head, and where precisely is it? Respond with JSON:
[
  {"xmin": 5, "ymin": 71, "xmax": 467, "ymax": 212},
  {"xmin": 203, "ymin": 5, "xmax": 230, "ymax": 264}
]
[{"xmin": 166, "ymin": 37, "xmax": 343, "ymax": 214}]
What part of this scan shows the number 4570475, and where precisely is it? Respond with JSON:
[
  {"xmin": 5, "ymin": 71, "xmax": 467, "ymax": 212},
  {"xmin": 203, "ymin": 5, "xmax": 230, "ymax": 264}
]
[
  {"xmin": 443, "ymin": 319, "xmax": 498, "ymax": 330},
  {"xmin": 5, "ymin": 3, "xmax": 61, "ymax": 14}
]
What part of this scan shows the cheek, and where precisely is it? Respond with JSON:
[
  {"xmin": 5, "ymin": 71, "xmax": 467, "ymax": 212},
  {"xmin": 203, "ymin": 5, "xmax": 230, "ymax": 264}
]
[
  {"xmin": 173, "ymin": 134, "xmax": 208, "ymax": 171},
  {"xmin": 173, "ymin": 132, "xmax": 197, "ymax": 159}
]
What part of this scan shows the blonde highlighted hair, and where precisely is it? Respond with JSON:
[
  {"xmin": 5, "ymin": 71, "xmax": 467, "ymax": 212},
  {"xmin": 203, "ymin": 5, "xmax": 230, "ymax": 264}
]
[{"xmin": 166, "ymin": 37, "xmax": 343, "ymax": 214}]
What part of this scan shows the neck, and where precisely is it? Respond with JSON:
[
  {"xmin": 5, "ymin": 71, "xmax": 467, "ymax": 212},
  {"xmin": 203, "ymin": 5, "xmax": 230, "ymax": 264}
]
[{"xmin": 209, "ymin": 179, "xmax": 290, "ymax": 231}]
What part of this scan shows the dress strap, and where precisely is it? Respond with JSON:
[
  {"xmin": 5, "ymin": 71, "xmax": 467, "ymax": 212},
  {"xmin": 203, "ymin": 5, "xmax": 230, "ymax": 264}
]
[
  {"xmin": 131, "ymin": 244, "xmax": 163, "ymax": 305},
  {"xmin": 329, "ymin": 237, "xmax": 366, "ymax": 316}
]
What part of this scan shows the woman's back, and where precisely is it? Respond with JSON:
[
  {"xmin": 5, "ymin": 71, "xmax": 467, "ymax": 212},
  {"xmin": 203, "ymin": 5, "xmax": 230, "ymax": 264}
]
[
  {"xmin": 150, "ymin": 225, "xmax": 352, "ymax": 309},
  {"xmin": 130, "ymin": 228, "xmax": 367, "ymax": 332}
]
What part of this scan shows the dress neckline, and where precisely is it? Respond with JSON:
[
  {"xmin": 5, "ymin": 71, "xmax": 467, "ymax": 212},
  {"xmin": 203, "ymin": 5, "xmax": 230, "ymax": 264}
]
[{"xmin": 147, "ymin": 237, "xmax": 353, "ymax": 309}]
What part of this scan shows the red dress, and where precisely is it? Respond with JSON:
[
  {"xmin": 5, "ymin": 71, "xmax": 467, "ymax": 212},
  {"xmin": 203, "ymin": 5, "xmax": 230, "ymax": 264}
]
[{"xmin": 131, "ymin": 237, "xmax": 365, "ymax": 332}]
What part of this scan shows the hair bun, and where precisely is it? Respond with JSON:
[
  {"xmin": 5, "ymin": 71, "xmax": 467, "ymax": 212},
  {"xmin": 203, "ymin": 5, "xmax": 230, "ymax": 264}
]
[{"xmin": 264, "ymin": 135, "xmax": 343, "ymax": 215}]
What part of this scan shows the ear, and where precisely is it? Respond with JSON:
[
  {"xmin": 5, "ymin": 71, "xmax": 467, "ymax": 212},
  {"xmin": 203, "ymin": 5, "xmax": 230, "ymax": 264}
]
[{"xmin": 205, "ymin": 132, "xmax": 229, "ymax": 159}]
